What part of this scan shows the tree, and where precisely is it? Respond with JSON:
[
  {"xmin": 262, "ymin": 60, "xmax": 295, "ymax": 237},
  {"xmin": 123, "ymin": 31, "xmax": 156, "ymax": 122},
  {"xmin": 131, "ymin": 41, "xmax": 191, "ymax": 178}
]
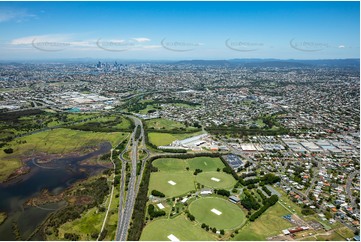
[
  {"xmin": 188, "ymin": 214, "xmax": 195, "ymax": 221},
  {"xmin": 223, "ymin": 167, "xmax": 232, "ymax": 174},
  {"xmin": 64, "ymin": 233, "xmax": 80, "ymax": 241},
  {"xmin": 193, "ymin": 169, "xmax": 203, "ymax": 175},
  {"xmin": 91, "ymin": 232, "xmax": 99, "ymax": 239},
  {"xmin": 148, "ymin": 204, "xmax": 166, "ymax": 218},
  {"xmin": 151, "ymin": 190, "xmax": 165, "ymax": 197},
  {"xmin": 99, "ymin": 207, "xmax": 106, "ymax": 212},
  {"xmin": 216, "ymin": 189, "xmax": 230, "ymax": 197},
  {"xmin": 3, "ymin": 148, "xmax": 13, "ymax": 154}
]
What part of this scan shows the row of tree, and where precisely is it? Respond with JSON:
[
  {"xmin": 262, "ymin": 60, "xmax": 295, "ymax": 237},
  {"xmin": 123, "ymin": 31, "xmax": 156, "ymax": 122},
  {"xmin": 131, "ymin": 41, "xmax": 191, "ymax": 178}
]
[
  {"xmin": 249, "ymin": 195, "xmax": 278, "ymax": 221},
  {"xmin": 257, "ymin": 189, "xmax": 267, "ymax": 202},
  {"xmin": 201, "ymin": 223, "xmax": 224, "ymax": 235},
  {"xmin": 262, "ymin": 185, "xmax": 272, "ymax": 196}
]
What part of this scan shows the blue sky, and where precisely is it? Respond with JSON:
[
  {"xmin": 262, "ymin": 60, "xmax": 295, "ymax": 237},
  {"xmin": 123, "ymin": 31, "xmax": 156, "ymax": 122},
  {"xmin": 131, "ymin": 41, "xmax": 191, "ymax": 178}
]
[{"xmin": 0, "ymin": 1, "xmax": 359, "ymax": 60}]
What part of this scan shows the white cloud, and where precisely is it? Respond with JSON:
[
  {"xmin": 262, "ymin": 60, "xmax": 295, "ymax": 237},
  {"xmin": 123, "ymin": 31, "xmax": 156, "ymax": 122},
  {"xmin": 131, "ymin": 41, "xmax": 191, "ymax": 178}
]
[
  {"xmin": 132, "ymin": 37, "xmax": 151, "ymax": 43},
  {"xmin": 11, "ymin": 34, "xmax": 99, "ymax": 47},
  {"xmin": 11, "ymin": 34, "xmax": 73, "ymax": 45},
  {"xmin": 142, "ymin": 45, "xmax": 162, "ymax": 49},
  {"xmin": 8, "ymin": 34, "xmax": 161, "ymax": 53},
  {"xmin": 0, "ymin": 9, "xmax": 36, "ymax": 23},
  {"xmin": 338, "ymin": 45, "xmax": 345, "ymax": 49}
]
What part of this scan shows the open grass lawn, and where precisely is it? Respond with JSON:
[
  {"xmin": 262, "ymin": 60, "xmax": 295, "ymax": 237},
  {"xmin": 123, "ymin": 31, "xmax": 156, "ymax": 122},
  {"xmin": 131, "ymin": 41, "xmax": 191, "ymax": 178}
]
[
  {"xmin": 315, "ymin": 233, "xmax": 345, "ymax": 241},
  {"xmin": 196, "ymin": 172, "xmax": 237, "ymax": 189},
  {"xmin": 152, "ymin": 158, "xmax": 188, "ymax": 172},
  {"xmin": 152, "ymin": 157, "xmax": 224, "ymax": 173},
  {"xmin": 69, "ymin": 115, "xmax": 132, "ymax": 131},
  {"xmin": 104, "ymin": 187, "xmax": 120, "ymax": 241},
  {"xmin": 301, "ymin": 232, "xmax": 345, "ymax": 241},
  {"xmin": 145, "ymin": 118, "xmax": 198, "ymax": 131},
  {"xmin": 115, "ymin": 117, "xmax": 132, "ymax": 129},
  {"xmin": 233, "ymin": 229, "xmax": 265, "ymax": 241},
  {"xmin": 148, "ymin": 172, "xmax": 196, "ymax": 198},
  {"xmin": 233, "ymin": 202, "xmax": 293, "ymax": 241},
  {"xmin": 140, "ymin": 214, "xmax": 215, "ymax": 241},
  {"xmin": 0, "ymin": 158, "xmax": 22, "ymax": 182},
  {"xmin": 150, "ymin": 157, "xmax": 232, "ymax": 197},
  {"xmin": 275, "ymin": 187, "xmax": 303, "ymax": 215},
  {"xmin": 335, "ymin": 226, "xmax": 355, "ymax": 239},
  {"xmin": 187, "ymin": 157, "xmax": 225, "ymax": 172},
  {"xmin": 189, "ymin": 197, "xmax": 245, "ymax": 230},
  {"xmin": 148, "ymin": 131, "xmax": 204, "ymax": 146},
  {"xmin": 13, "ymin": 128, "xmax": 127, "ymax": 153},
  {"xmin": 0, "ymin": 128, "xmax": 127, "ymax": 182},
  {"xmin": 148, "ymin": 133, "xmax": 179, "ymax": 146},
  {"xmin": 57, "ymin": 207, "xmax": 103, "ymax": 240},
  {"xmin": 138, "ymin": 104, "xmax": 157, "ymax": 115}
]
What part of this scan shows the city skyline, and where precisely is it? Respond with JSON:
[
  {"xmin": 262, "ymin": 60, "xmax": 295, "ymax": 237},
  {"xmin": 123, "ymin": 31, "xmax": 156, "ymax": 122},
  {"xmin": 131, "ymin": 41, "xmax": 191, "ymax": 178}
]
[{"xmin": 0, "ymin": 1, "xmax": 360, "ymax": 60}]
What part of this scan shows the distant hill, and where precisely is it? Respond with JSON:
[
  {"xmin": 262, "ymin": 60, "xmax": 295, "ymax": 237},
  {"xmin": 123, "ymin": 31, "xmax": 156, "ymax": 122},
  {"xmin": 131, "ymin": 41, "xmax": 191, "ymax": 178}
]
[
  {"xmin": 173, "ymin": 58, "xmax": 360, "ymax": 68},
  {"xmin": 240, "ymin": 61, "xmax": 311, "ymax": 68},
  {"xmin": 174, "ymin": 60, "xmax": 231, "ymax": 66}
]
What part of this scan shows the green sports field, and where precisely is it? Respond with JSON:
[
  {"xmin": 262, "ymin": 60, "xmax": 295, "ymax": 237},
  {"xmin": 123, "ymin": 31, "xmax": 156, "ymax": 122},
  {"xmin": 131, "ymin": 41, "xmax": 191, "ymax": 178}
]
[
  {"xmin": 153, "ymin": 157, "xmax": 225, "ymax": 172},
  {"xmin": 189, "ymin": 197, "xmax": 245, "ymax": 230},
  {"xmin": 148, "ymin": 172, "xmax": 196, "ymax": 197},
  {"xmin": 196, "ymin": 171, "xmax": 237, "ymax": 189},
  {"xmin": 152, "ymin": 158, "xmax": 188, "ymax": 172},
  {"xmin": 150, "ymin": 157, "xmax": 234, "ymax": 197},
  {"xmin": 140, "ymin": 215, "xmax": 215, "ymax": 241},
  {"xmin": 187, "ymin": 157, "xmax": 225, "ymax": 172}
]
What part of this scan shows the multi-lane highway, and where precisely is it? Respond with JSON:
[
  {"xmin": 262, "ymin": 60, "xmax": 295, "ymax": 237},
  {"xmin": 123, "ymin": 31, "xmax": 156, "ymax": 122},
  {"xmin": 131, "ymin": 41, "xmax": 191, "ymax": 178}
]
[{"xmin": 115, "ymin": 115, "xmax": 149, "ymax": 241}]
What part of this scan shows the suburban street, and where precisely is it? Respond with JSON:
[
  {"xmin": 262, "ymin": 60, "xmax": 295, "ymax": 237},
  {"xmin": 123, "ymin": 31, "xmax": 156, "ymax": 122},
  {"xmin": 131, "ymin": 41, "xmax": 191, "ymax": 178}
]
[
  {"xmin": 346, "ymin": 171, "xmax": 359, "ymax": 213},
  {"xmin": 305, "ymin": 159, "xmax": 322, "ymax": 196}
]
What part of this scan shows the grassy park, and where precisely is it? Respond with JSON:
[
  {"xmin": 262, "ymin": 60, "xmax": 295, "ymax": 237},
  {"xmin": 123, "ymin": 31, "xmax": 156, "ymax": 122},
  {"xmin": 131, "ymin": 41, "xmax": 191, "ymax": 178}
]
[
  {"xmin": 233, "ymin": 202, "xmax": 293, "ymax": 240},
  {"xmin": 149, "ymin": 157, "xmax": 235, "ymax": 197},
  {"xmin": 145, "ymin": 118, "xmax": 199, "ymax": 132},
  {"xmin": 56, "ymin": 206, "xmax": 104, "ymax": 240},
  {"xmin": 148, "ymin": 172, "xmax": 196, "ymax": 198},
  {"xmin": 189, "ymin": 197, "xmax": 246, "ymax": 230},
  {"xmin": 195, "ymin": 171, "xmax": 237, "ymax": 189},
  {"xmin": 5, "ymin": 128, "xmax": 126, "ymax": 155},
  {"xmin": 153, "ymin": 157, "xmax": 225, "ymax": 172}
]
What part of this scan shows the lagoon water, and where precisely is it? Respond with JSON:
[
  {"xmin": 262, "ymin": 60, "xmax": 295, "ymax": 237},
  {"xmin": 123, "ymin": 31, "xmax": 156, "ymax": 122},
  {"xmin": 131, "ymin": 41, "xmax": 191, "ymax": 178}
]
[{"xmin": 0, "ymin": 142, "xmax": 111, "ymax": 240}]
